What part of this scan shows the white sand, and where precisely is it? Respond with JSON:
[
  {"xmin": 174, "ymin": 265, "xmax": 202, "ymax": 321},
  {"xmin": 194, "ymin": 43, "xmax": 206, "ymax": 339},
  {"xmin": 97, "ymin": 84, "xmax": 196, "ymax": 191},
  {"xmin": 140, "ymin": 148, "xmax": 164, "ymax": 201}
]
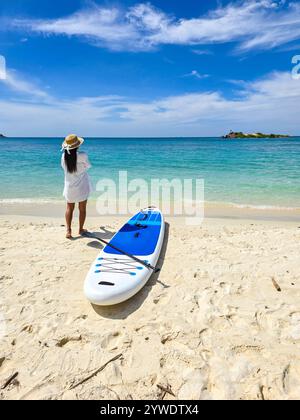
[{"xmin": 1, "ymin": 214, "xmax": 300, "ymax": 400}]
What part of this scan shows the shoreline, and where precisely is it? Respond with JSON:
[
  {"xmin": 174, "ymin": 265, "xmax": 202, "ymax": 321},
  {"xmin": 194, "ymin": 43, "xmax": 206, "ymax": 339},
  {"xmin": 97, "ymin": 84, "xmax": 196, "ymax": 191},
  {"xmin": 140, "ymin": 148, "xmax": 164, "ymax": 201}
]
[{"xmin": 1, "ymin": 200, "xmax": 299, "ymax": 223}]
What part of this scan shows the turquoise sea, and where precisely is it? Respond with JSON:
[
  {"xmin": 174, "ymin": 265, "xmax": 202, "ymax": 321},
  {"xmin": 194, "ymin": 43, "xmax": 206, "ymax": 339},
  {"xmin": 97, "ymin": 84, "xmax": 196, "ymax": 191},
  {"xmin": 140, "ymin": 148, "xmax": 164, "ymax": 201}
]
[{"xmin": 0, "ymin": 137, "xmax": 299, "ymax": 209}]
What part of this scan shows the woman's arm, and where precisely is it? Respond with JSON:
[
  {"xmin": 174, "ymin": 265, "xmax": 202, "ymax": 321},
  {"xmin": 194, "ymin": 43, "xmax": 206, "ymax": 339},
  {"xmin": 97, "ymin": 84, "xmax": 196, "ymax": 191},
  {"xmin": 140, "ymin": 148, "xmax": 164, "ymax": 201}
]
[
  {"xmin": 83, "ymin": 153, "xmax": 92, "ymax": 170},
  {"xmin": 61, "ymin": 154, "xmax": 65, "ymax": 170}
]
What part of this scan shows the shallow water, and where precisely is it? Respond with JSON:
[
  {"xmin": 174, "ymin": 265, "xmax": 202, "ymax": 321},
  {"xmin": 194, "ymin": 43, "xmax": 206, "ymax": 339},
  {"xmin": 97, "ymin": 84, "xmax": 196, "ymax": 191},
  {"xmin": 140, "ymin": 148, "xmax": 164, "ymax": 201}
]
[{"xmin": 0, "ymin": 137, "xmax": 299, "ymax": 208}]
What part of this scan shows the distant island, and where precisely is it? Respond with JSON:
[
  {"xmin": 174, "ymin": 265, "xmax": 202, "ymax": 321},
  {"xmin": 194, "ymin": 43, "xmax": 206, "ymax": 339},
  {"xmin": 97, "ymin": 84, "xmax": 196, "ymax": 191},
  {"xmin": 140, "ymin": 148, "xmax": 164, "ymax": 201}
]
[
  {"xmin": 0, "ymin": 134, "xmax": 6, "ymax": 138},
  {"xmin": 222, "ymin": 131, "xmax": 290, "ymax": 139}
]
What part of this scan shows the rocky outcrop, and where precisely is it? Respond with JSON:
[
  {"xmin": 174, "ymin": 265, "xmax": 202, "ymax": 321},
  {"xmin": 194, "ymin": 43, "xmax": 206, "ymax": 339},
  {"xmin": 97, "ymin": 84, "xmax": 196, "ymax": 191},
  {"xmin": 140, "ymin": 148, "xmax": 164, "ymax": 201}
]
[{"xmin": 222, "ymin": 131, "xmax": 290, "ymax": 139}]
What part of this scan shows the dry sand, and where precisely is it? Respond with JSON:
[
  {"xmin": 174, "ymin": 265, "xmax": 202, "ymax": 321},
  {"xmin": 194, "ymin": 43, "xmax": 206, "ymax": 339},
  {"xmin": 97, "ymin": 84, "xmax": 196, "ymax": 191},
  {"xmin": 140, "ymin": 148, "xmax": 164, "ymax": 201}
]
[{"xmin": 1, "ymin": 213, "xmax": 300, "ymax": 400}]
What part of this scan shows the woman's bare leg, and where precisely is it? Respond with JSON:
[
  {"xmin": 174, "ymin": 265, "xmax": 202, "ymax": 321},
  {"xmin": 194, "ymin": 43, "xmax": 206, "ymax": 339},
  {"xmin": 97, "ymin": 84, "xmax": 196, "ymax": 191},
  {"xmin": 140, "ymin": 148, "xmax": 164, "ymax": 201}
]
[
  {"xmin": 65, "ymin": 202, "xmax": 75, "ymax": 238},
  {"xmin": 78, "ymin": 200, "xmax": 88, "ymax": 234}
]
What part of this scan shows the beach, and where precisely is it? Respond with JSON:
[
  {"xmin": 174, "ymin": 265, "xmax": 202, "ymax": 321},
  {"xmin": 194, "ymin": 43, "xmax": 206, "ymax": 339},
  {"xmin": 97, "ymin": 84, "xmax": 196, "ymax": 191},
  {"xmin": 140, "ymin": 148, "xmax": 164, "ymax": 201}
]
[{"xmin": 1, "ymin": 211, "xmax": 300, "ymax": 400}]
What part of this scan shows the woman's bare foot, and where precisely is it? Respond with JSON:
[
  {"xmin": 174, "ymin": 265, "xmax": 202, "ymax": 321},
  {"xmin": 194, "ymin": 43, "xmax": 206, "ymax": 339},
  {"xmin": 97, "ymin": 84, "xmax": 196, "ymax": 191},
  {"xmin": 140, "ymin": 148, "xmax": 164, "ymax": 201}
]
[
  {"xmin": 66, "ymin": 229, "xmax": 73, "ymax": 239},
  {"xmin": 79, "ymin": 228, "xmax": 89, "ymax": 236}
]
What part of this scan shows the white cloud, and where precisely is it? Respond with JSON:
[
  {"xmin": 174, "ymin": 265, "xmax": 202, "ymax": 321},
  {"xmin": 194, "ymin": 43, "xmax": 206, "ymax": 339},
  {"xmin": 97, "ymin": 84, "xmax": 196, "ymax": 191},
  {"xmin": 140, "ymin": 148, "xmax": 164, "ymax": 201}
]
[
  {"xmin": 12, "ymin": 4, "xmax": 144, "ymax": 51},
  {"xmin": 9, "ymin": 1, "xmax": 300, "ymax": 52},
  {"xmin": 182, "ymin": 70, "xmax": 209, "ymax": 80},
  {"xmin": 191, "ymin": 49, "xmax": 214, "ymax": 56},
  {"xmin": 0, "ymin": 55, "xmax": 6, "ymax": 80},
  {"xmin": 0, "ymin": 69, "xmax": 49, "ymax": 98},
  {"xmin": 0, "ymin": 71, "xmax": 299, "ymax": 136}
]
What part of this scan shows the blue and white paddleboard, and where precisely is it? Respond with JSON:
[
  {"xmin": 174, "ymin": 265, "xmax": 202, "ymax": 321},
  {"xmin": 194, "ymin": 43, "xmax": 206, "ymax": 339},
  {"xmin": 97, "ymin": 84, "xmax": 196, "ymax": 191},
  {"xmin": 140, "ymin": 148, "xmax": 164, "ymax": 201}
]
[{"xmin": 84, "ymin": 207, "xmax": 165, "ymax": 306}]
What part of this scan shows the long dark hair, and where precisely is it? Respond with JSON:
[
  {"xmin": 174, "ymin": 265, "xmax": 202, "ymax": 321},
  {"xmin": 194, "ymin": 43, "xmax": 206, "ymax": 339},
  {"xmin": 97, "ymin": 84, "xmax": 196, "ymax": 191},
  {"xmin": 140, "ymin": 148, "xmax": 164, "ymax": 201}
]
[{"xmin": 64, "ymin": 148, "xmax": 78, "ymax": 173}]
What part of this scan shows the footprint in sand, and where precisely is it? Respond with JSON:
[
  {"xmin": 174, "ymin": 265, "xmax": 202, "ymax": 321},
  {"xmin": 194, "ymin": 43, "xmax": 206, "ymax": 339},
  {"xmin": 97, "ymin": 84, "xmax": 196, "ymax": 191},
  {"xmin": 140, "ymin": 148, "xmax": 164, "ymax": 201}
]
[
  {"xmin": 0, "ymin": 356, "xmax": 5, "ymax": 369},
  {"xmin": 152, "ymin": 291, "xmax": 169, "ymax": 305},
  {"xmin": 56, "ymin": 334, "xmax": 82, "ymax": 347},
  {"xmin": 280, "ymin": 312, "xmax": 300, "ymax": 342},
  {"xmin": 100, "ymin": 331, "xmax": 122, "ymax": 350}
]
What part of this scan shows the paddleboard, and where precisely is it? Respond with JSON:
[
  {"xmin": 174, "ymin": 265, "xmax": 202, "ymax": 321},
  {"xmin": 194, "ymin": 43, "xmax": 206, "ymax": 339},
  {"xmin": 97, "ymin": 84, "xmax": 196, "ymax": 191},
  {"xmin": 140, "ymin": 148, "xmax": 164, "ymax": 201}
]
[{"xmin": 84, "ymin": 207, "xmax": 165, "ymax": 306}]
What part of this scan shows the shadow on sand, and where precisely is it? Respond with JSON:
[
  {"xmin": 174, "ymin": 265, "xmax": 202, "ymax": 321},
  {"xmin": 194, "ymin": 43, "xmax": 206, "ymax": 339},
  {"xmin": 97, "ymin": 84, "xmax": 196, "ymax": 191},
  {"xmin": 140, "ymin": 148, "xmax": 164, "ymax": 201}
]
[
  {"xmin": 66, "ymin": 226, "xmax": 115, "ymax": 242},
  {"xmin": 91, "ymin": 222, "xmax": 170, "ymax": 320},
  {"xmin": 85, "ymin": 226, "xmax": 115, "ymax": 249}
]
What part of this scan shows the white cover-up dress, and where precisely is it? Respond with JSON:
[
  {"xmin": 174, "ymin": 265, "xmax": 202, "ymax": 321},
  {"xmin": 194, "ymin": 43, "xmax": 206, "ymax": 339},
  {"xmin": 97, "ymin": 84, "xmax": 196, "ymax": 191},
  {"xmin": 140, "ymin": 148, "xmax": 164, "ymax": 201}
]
[{"xmin": 61, "ymin": 151, "xmax": 92, "ymax": 203}]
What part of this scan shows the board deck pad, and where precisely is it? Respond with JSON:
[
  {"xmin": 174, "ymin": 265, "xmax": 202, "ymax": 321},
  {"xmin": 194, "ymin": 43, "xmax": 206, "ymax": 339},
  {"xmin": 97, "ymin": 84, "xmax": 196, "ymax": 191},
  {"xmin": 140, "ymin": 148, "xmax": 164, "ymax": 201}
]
[
  {"xmin": 104, "ymin": 211, "xmax": 162, "ymax": 256},
  {"xmin": 84, "ymin": 207, "xmax": 165, "ymax": 306}
]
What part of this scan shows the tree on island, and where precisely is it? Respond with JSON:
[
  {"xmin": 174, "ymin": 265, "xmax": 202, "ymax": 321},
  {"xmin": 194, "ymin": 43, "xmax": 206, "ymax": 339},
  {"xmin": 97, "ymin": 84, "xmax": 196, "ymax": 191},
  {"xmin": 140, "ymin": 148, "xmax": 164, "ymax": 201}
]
[{"xmin": 222, "ymin": 131, "xmax": 290, "ymax": 139}]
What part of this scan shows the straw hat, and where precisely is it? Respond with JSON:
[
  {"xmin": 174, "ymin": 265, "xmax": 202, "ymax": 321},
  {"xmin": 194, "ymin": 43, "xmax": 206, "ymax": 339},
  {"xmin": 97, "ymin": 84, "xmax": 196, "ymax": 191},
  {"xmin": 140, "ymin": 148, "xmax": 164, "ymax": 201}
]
[{"xmin": 61, "ymin": 134, "xmax": 84, "ymax": 152}]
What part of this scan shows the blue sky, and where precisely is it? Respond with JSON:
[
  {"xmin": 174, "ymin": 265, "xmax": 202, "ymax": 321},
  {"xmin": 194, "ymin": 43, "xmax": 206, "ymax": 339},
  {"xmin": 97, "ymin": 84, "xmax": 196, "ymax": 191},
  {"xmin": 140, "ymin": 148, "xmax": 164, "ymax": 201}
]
[{"xmin": 0, "ymin": 0, "xmax": 300, "ymax": 136}]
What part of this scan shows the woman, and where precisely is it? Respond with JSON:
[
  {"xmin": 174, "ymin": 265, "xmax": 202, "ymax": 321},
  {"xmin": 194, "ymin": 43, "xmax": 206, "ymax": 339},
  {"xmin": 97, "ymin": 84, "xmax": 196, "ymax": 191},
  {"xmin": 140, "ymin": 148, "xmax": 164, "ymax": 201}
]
[{"xmin": 61, "ymin": 134, "xmax": 92, "ymax": 239}]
